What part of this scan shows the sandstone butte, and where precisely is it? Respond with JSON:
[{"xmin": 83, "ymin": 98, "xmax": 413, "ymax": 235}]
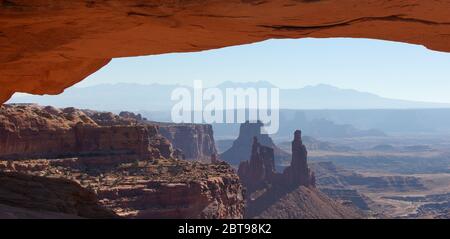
[{"xmin": 1, "ymin": 0, "xmax": 450, "ymax": 103}]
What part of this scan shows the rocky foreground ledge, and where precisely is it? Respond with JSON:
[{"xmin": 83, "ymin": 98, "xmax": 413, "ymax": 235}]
[
  {"xmin": 0, "ymin": 158, "xmax": 244, "ymax": 219},
  {"xmin": 0, "ymin": 104, "xmax": 244, "ymax": 219}
]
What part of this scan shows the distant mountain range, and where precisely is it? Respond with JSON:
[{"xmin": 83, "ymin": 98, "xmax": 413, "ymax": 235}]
[
  {"xmin": 280, "ymin": 83, "xmax": 450, "ymax": 109},
  {"xmin": 9, "ymin": 81, "xmax": 450, "ymax": 111}
]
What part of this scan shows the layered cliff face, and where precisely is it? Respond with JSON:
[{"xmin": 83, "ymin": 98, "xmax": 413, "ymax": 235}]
[
  {"xmin": 0, "ymin": 158, "xmax": 244, "ymax": 219},
  {"xmin": 104, "ymin": 111, "xmax": 218, "ymax": 162},
  {"xmin": 158, "ymin": 123, "xmax": 218, "ymax": 162},
  {"xmin": 221, "ymin": 121, "xmax": 290, "ymax": 166},
  {"xmin": 0, "ymin": 104, "xmax": 171, "ymax": 160},
  {"xmin": 0, "ymin": 104, "xmax": 244, "ymax": 219},
  {"xmin": 2, "ymin": 1, "xmax": 450, "ymax": 103}
]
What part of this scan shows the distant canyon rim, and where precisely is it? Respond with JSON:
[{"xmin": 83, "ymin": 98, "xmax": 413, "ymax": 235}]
[
  {"xmin": 2, "ymin": 0, "xmax": 450, "ymax": 103},
  {"xmin": 171, "ymin": 80, "xmax": 280, "ymax": 134}
]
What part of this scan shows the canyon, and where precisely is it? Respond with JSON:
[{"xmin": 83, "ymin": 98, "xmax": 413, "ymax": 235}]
[
  {"xmin": 273, "ymin": 132, "xmax": 450, "ymax": 218},
  {"xmin": 0, "ymin": 104, "xmax": 244, "ymax": 219},
  {"xmin": 2, "ymin": 1, "xmax": 450, "ymax": 103},
  {"xmin": 0, "ymin": 104, "xmax": 363, "ymax": 219},
  {"xmin": 234, "ymin": 123, "xmax": 361, "ymax": 218},
  {"xmin": 1, "ymin": 0, "xmax": 450, "ymax": 221}
]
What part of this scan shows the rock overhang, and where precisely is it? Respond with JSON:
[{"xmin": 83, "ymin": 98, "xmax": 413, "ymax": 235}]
[{"xmin": 1, "ymin": 0, "xmax": 450, "ymax": 103}]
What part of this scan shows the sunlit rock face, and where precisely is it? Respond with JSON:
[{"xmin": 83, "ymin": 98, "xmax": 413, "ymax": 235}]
[
  {"xmin": 158, "ymin": 123, "xmax": 218, "ymax": 162},
  {"xmin": 1, "ymin": 0, "xmax": 450, "ymax": 103},
  {"xmin": 0, "ymin": 104, "xmax": 245, "ymax": 219},
  {"xmin": 0, "ymin": 104, "xmax": 172, "ymax": 161}
]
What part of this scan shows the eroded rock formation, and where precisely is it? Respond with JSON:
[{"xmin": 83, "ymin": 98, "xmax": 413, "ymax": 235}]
[
  {"xmin": 237, "ymin": 137, "xmax": 276, "ymax": 193},
  {"xmin": 283, "ymin": 130, "xmax": 315, "ymax": 187},
  {"xmin": 0, "ymin": 104, "xmax": 244, "ymax": 219},
  {"xmin": 238, "ymin": 129, "xmax": 315, "ymax": 194},
  {"xmin": 102, "ymin": 111, "xmax": 218, "ymax": 162},
  {"xmin": 2, "ymin": 0, "xmax": 450, "ymax": 103},
  {"xmin": 235, "ymin": 129, "xmax": 360, "ymax": 219},
  {"xmin": 221, "ymin": 121, "xmax": 290, "ymax": 166}
]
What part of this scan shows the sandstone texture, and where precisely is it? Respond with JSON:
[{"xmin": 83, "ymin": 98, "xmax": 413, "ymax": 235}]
[
  {"xmin": 0, "ymin": 171, "xmax": 116, "ymax": 218},
  {"xmin": 0, "ymin": 158, "xmax": 244, "ymax": 219},
  {"xmin": 0, "ymin": 104, "xmax": 244, "ymax": 219},
  {"xmin": 108, "ymin": 111, "xmax": 219, "ymax": 162},
  {"xmin": 2, "ymin": 0, "xmax": 450, "ymax": 103},
  {"xmin": 0, "ymin": 104, "xmax": 172, "ymax": 160}
]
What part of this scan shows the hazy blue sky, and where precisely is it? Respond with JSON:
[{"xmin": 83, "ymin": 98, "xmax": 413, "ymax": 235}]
[{"xmin": 77, "ymin": 38, "xmax": 450, "ymax": 103}]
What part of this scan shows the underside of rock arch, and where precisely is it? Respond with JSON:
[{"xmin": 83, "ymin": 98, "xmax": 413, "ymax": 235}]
[{"xmin": 1, "ymin": 0, "xmax": 450, "ymax": 104}]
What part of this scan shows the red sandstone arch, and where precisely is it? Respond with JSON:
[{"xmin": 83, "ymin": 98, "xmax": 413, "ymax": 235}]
[{"xmin": 1, "ymin": 0, "xmax": 450, "ymax": 104}]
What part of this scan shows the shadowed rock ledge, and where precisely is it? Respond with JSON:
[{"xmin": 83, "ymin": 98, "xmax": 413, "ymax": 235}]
[
  {"xmin": 0, "ymin": 171, "xmax": 117, "ymax": 219},
  {"xmin": 2, "ymin": 0, "xmax": 450, "ymax": 103}
]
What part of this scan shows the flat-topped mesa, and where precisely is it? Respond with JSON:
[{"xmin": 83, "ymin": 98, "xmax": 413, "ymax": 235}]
[
  {"xmin": 0, "ymin": 104, "xmax": 173, "ymax": 163},
  {"xmin": 238, "ymin": 137, "xmax": 276, "ymax": 193},
  {"xmin": 240, "ymin": 121, "xmax": 265, "ymax": 139},
  {"xmin": 221, "ymin": 121, "xmax": 289, "ymax": 166},
  {"xmin": 283, "ymin": 130, "xmax": 315, "ymax": 187}
]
